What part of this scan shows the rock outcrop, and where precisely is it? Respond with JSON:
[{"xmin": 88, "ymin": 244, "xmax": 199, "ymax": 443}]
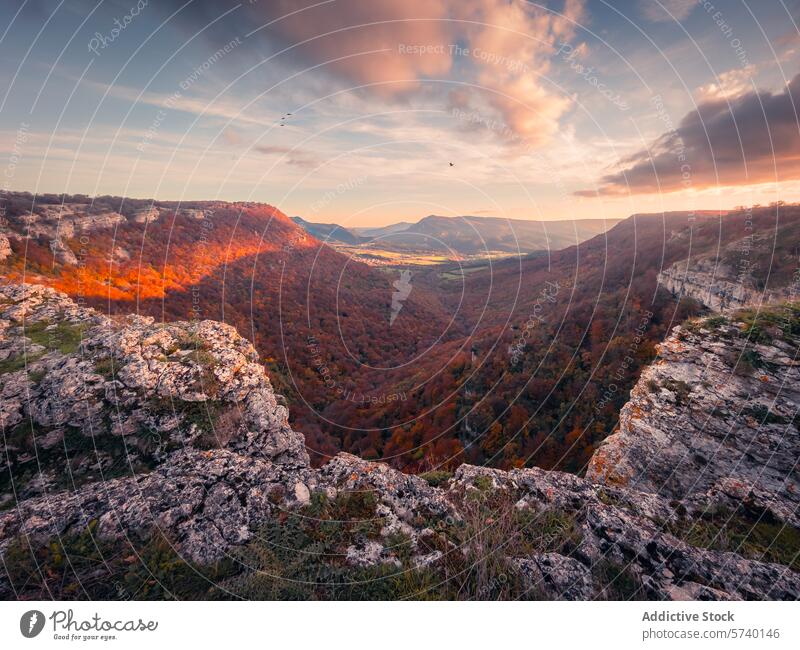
[
  {"xmin": 0, "ymin": 198, "xmax": 215, "ymax": 269},
  {"xmin": 587, "ymin": 310, "xmax": 800, "ymax": 530},
  {"xmin": 658, "ymin": 229, "xmax": 798, "ymax": 312},
  {"xmin": 0, "ymin": 283, "xmax": 307, "ymax": 502},
  {"xmin": 0, "ymin": 234, "xmax": 11, "ymax": 262},
  {"xmin": 9, "ymin": 203, "xmax": 128, "ymax": 241},
  {"xmin": 658, "ymin": 259, "xmax": 796, "ymax": 312},
  {"xmin": 0, "ymin": 284, "xmax": 798, "ymax": 600}
]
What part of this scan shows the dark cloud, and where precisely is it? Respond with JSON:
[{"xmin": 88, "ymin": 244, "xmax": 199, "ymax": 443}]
[{"xmin": 576, "ymin": 74, "xmax": 800, "ymax": 197}]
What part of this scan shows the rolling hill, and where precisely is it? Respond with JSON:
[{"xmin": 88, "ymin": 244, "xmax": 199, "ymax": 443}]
[
  {"xmin": 291, "ymin": 216, "xmax": 362, "ymax": 244},
  {"xmin": 293, "ymin": 213, "xmax": 622, "ymax": 256},
  {"xmin": 370, "ymin": 214, "xmax": 622, "ymax": 254}
]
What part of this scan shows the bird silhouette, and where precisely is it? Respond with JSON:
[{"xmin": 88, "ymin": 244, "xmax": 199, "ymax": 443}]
[{"xmin": 449, "ymin": 162, "xmax": 455, "ymax": 167}]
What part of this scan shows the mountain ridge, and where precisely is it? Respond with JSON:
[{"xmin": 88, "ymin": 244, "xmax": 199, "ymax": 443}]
[
  {"xmin": 292, "ymin": 213, "xmax": 622, "ymax": 255},
  {"xmin": 291, "ymin": 216, "xmax": 362, "ymax": 244}
]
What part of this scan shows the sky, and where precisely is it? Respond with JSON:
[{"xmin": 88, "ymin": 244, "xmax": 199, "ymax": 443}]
[{"xmin": 1, "ymin": 0, "xmax": 799, "ymax": 226}]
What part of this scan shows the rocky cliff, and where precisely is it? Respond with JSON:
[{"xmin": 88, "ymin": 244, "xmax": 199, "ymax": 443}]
[
  {"xmin": 658, "ymin": 226, "xmax": 799, "ymax": 312},
  {"xmin": 587, "ymin": 307, "xmax": 800, "ymax": 525},
  {"xmin": 0, "ymin": 195, "xmax": 214, "ymax": 267},
  {"xmin": 658, "ymin": 258, "xmax": 796, "ymax": 312},
  {"xmin": 0, "ymin": 284, "xmax": 798, "ymax": 600}
]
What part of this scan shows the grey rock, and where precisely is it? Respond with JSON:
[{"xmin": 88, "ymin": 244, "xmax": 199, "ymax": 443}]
[
  {"xmin": 0, "ymin": 234, "xmax": 11, "ymax": 262},
  {"xmin": 587, "ymin": 314, "xmax": 800, "ymax": 528},
  {"xmin": 514, "ymin": 554, "xmax": 595, "ymax": 600},
  {"xmin": 1, "ymin": 283, "xmax": 797, "ymax": 600},
  {"xmin": 658, "ymin": 252, "xmax": 797, "ymax": 313}
]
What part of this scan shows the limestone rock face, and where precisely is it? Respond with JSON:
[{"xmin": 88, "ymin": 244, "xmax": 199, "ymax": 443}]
[
  {"xmin": 0, "ymin": 200, "xmax": 166, "ymax": 269},
  {"xmin": 4, "ymin": 203, "xmax": 126, "ymax": 241},
  {"xmin": 451, "ymin": 464, "xmax": 800, "ymax": 600},
  {"xmin": 0, "ymin": 284, "xmax": 797, "ymax": 600},
  {"xmin": 0, "ymin": 283, "xmax": 309, "ymax": 504},
  {"xmin": 0, "ymin": 234, "xmax": 11, "ymax": 262},
  {"xmin": 0, "ymin": 449, "xmax": 312, "ymax": 566},
  {"xmin": 131, "ymin": 207, "xmax": 161, "ymax": 224},
  {"xmin": 658, "ymin": 255, "xmax": 796, "ymax": 313},
  {"xmin": 48, "ymin": 238, "xmax": 78, "ymax": 265},
  {"xmin": 587, "ymin": 312, "xmax": 800, "ymax": 529}
]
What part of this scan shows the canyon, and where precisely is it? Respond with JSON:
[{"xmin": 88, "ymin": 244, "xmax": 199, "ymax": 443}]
[{"xmin": 0, "ymin": 282, "xmax": 797, "ymax": 599}]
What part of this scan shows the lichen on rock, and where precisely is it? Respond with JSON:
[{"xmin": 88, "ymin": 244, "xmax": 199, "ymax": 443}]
[{"xmin": 0, "ymin": 284, "xmax": 798, "ymax": 600}]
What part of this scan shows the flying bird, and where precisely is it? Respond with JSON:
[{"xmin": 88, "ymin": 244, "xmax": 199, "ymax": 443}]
[{"xmin": 449, "ymin": 162, "xmax": 455, "ymax": 167}]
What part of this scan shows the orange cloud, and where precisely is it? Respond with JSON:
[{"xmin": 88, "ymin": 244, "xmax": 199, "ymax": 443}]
[
  {"xmin": 250, "ymin": 0, "xmax": 453, "ymax": 95},
  {"xmin": 693, "ymin": 66, "xmax": 758, "ymax": 103},
  {"xmin": 459, "ymin": 0, "xmax": 583, "ymax": 144}
]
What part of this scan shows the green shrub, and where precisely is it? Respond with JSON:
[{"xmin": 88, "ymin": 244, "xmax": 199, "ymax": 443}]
[
  {"xmin": 93, "ymin": 356, "xmax": 116, "ymax": 378},
  {"xmin": 704, "ymin": 315, "xmax": 729, "ymax": 330},
  {"xmin": 148, "ymin": 398, "xmax": 224, "ymax": 447},
  {"xmin": 742, "ymin": 404, "xmax": 788, "ymax": 425},
  {"xmin": 515, "ymin": 508, "xmax": 582, "ymax": 555},
  {"xmin": 0, "ymin": 419, "xmax": 158, "ymax": 499},
  {"xmin": 420, "ymin": 470, "xmax": 453, "ymax": 487},
  {"xmin": 24, "ymin": 320, "xmax": 86, "ymax": 354},
  {"xmin": 735, "ymin": 348, "xmax": 763, "ymax": 376},
  {"xmin": 0, "ymin": 353, "xmax": 42, "ymax": 375},
  {"xmin": 668, "ymin": 507, "xmax": 800, "ymax": 571},
  {"xmin": 1, "ymin": 523, "xmax": 233, "ymax": 600},
  {"xmin": 661, "ymin": 378, "xmax": 691, "ymax": 405},
  {"xmin": 593, "ymin": 559, "xmax": 643, "ymax": 600}
]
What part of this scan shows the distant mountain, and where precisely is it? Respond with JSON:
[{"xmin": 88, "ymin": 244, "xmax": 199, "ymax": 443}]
[
  {"xmin": 374, "ymin": 215, "xmax": 621, "ymax": 254},
  {"xmin": 351, "ymin": 222, "xmax": 415, "ymax": 239},
  {"xmin": 291, "ymin": 216, "xmax": 361, "ymax": 244},
  {"xmin": 293, "ymin": 214, "xmax": 621, "ymax": 255}
]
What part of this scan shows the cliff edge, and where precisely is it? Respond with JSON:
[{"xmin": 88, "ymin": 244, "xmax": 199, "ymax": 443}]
[{"xmin": 0, "ymin": 284, "xmax": 797, "ymax": 600}]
